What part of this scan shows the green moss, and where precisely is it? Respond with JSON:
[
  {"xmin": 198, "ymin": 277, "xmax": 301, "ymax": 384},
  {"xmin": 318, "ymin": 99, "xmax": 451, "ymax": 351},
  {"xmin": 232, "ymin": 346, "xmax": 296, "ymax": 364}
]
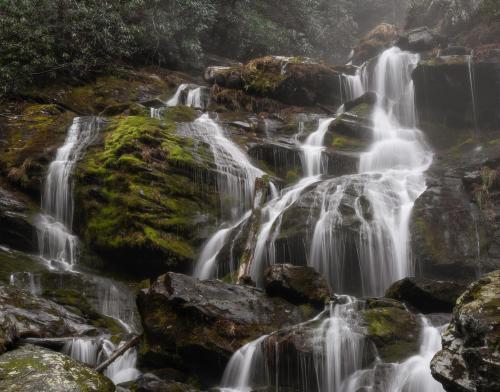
[
  {"xmin": 74, "ymin": 113, "xmax": 217, "ymax": 273},
  {"xmin": 164, "ymin": 106, "xmax": 197, "ymax": 123},
  {"xmin": 0, "ymin": 249, "xmax": 46, "ymax": 283}
]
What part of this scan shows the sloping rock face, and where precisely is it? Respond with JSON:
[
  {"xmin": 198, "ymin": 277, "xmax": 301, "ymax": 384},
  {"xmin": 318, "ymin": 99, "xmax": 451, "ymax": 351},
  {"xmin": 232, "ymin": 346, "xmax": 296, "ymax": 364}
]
[
  {"xmin": 0, "ymin": 186, "xmax": 36, "ymax": 252},
  {"xmin": 412, "ymin": 52, "xmax": 500, "ymax": 130},
  {"xmin": 205, "ymin": 56, "xmax": 342, "ymax": 107},
  {"xmin": 411, "ymin": 138, "xmax": 500, "ymax": 282},
  {"xmin": 0, "ymin": 344, "xmax": 114, "ymax": 392},
  {"xmin": 264, "ymin": 264, "xmax": 331, "ymax": 309},
  {"xmin": 431, "ymin": 270, "xmax": 500, "ymax": 392},
  {"xmin": 397, "ymin": 26, "xmax": 445, "ymax": 52},
  {"xmin": 386, "ymin": 277, "xmax": 467, "ymax": 313},
  {"xmin": 137, "ymin": 273, "xmax": 307, "ymax": 386},
  {"xmin": 0, "ymin": 284, "xmax": 96, "ymax": 343}
]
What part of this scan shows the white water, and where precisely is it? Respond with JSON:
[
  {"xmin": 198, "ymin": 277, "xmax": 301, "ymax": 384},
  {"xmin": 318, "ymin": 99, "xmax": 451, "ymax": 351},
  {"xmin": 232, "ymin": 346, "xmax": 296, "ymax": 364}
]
[
  {"xmin": 467, "ymin": 52, "xmax": 479, "ymax": 136},
  {"xmin": 166, "ymin": 83, "xmax": 191, "ymax": 107},
  {"xmin": 302, "ymin": 118, "xmax": 336, "ymax": 176},
  {"xmin": 37, "ymin": 117, "xmax": 102, "ymax": 268},
  {"xmin": 193, "ymin": 211, "xmax": 251, "ymax": 279},
  {"xmin": 9, "ymin": 271, "xmax": 42, "ymax": 295}
]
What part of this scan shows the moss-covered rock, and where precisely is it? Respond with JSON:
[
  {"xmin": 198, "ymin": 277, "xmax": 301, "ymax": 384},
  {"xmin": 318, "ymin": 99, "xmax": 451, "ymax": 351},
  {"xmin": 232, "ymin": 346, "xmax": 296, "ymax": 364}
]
[
  {"xmin": 206, "ymin": 56, "xmax": 342, "ymax": 107},
  {"xmin": 361, "ymin": 299, "xmax": 420, "ymax": 362},
  {"xmin": 431, "ymin": 270, "xmax": 500, "ymax": 392},
  {"xmin": 0, "ymin": 344, "xmax": 115, "ymax": 392},
  {"xmin": 137, "ymin": 272, "xmax": 306, "ymax": 387},
  {"xmin": 74, "ymin": 114, "xmax": 218, "ymax": 276},
  {"xmin": 351, "ymin": 24, "xmax": 399, "ymax": 65},
  {"xmin": 0, "ymin": 103, "xmax": 74, "ymax": 196}
]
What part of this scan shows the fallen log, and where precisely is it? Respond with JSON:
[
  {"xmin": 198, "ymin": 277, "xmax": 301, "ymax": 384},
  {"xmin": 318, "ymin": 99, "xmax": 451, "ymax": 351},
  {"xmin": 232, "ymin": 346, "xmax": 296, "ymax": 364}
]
[{"xmin": 94, "ymin": 335, "xmax": 141, "ymax": 373}]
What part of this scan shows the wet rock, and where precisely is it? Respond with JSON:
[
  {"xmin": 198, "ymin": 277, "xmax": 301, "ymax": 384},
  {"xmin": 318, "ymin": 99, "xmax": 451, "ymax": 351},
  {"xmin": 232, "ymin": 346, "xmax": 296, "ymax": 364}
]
[
  {"xmin": 412, "ymin": 50, "xmax": 500, "ymax": 130},
  {"xmin": 137, "ymin": 272, "xmax": 305, "ymax": 386},
  {"xmin": 361, "ymin": 299, "xmax": 420, "ymax": 362},
  {"xmin": 206, "ymin": 56, "xmax": 342, "ymax": 107},
  {"xmin": 412, "ymin": 132, "xmax": 500, "ymax": 282},
  {"xmin": 0, "ymin": 344, "xmax": 114, "ymax": 392},
  {"xmin": 0, "ymin": 284, "xmax": 96, "ymax": 342},
  {"xmin": 264, "ymin": 264, "xmax": 331, "ymax": 308},
  {"xmin": 0, "ymin": 187, "xmax": 37, "ymax": 252},
  {"xmin": 386, "ymin": 277, "xmax": 467, "ymax": 313},
  {"xmin": 325, "ymin": 93, "xmax": 374, "ymax": 153},
  {"xmin": 431, "ymin": 270, "xmax": 500, "ymax": 392},
  {"xmin": 351, "ymin": 24, "xmax": 399, "ymax": 65},
  {"xmin": 397, "ymin": 26, "xmax": 445, "ymax": 52},
  {"xmin": 118, "ymin": 373, "xmax": 198, "ymax": 392}
]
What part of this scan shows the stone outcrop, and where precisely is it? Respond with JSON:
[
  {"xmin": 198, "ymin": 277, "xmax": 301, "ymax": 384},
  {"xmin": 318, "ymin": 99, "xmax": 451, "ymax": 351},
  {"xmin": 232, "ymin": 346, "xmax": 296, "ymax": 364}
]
[
  {"xmin": 431, "ymin": 270, "xmax": 500, "ymax": 392},
  {"xmin": 386, "ymin": 277, "xmax": 467, "ymax": 313},
  {"xmin": 205, "ymin": 56, "xmax": 342, "ymax": 107},
  {"xmin": 0, "ymin": 344, "xmax": 115, "ymax": 392},
  {"xmin": 350, "ymin": 24, "xmax": 399, "ymax": 65},
  {"xmin": 264, "ymin": 264, "xmax": 331, "ymax": 308},
  {"xmin": 137, "ymin": 272, "xmax": 307, "ymax": 386}
]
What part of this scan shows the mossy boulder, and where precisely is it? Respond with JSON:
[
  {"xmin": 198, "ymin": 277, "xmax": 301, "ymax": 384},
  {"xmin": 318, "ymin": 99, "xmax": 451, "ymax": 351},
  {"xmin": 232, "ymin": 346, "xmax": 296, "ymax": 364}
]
[
  {"xmin": 136, "ymin": 272, "xmax": 306, "ymax": 387},
  {"xmin": 431, "ymin": 270, "xmax": 500, "ymax": 392},
  {"xmin": 361, "ymin": 298, "xmax": 420, "ymax": 362},
  {"xmin": 325, "ymin": 93, "xmax": 374, "ymax": 154},
  {"xmin": 386, "ymin": 277, "xmax": 467, "ymax": 313},
  {"xmin": 206, "ymin": 56, "xmax": 342, "ymax": 107},
  {"xmin": 0, "ymin": 344, "xmax": 114, "ymax": 392},
  {"xmin": 264, "ymin": 264, "xmax": 331, "ymax": 309},
  {"xmin": 351, "ymin": 24, "xmax": 399, "ymax": 65},
  {"xmin": 74, "ymin": 115, "xmax": 218, "ymax": 276}
]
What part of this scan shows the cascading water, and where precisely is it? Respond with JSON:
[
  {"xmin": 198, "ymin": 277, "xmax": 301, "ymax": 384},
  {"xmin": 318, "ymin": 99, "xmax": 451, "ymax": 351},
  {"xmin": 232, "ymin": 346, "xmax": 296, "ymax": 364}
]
[
  {"xmin": 37, "ymin": 117, "xmax": 102, "ymax": 268},
  {"xmin": 218, "ymin": 47, "xmax": 438, "ymax": 391},
  {"xmin": 32, "ymin": 116, "xmax": 141, "ymax": 384},
  {"xmin": 467, "ymin": 51, "xmax": 479, "ymax": 136},
  {"xmin": 188, "ymin": 114, "xmax": 264, "ymax": 278},
  {"xmin": 151, "ymin": 83, "xmax": 211, "ymax": 119}
]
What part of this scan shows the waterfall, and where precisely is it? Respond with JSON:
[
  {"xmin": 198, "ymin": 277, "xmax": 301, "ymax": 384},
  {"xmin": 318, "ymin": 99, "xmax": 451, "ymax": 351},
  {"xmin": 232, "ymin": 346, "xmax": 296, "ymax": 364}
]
[
  {"xmin": 166, "ymin": 83, "xmax": 191, "ymax": 107},
  {"xmin": 9, "ymin": 272, "xmax": 42, "ymax": 295},
  {"xmin": 302, "ymin": 118, "xmax": 335, "ymax": 176},
  {"xmin": 36, "ymin": 117, "xmax": 102, "ymax": 268},
  {"xmin": 467, "ymin": 51, "xmax": 479, "ymax": 136},
  {"xmin": 189, "ymin": 114, "xmax": 264, "ymax": 279}
]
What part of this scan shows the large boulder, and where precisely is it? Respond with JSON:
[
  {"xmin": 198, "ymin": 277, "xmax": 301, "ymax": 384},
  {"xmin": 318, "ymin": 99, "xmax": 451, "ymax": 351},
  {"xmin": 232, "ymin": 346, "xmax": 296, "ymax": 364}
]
[
  {"xmin": 397, "ymin": 26, "xmax": 445, "ymax": 52},
  {"xmin": 0, "ymin": 284, "xmax": 97, "ymax": 344},
  {"xmin": 118, "ymin": 373, "xmax": 198, "ymax": 392},
  {"xmin": 137, "ymin": 272, "xmax": 307, "ymax": 386},
  {"xmin": 206, "ymin": 56, "xmax": 342, "ymax": 107},
  {"xmin": 386, "ymin": 277, "xmax": 467, "ymax": 313},
  {"xmin": 431, "ymin": 270, "xmax": 500, "ymax": 392},
  {"xmin": 74, "ymin": 115, "xmax": 219, "ymax": 276},
  {"xmin": 264, "ymin": 264, "xmax": 331, "ymax": 309},
  {"xmin": 0, "ymin": 344, "xmax": 115, "ymax": 392},
  {"xmin": 361, "ymin": 298, "xmax": 421, "ymax": 362}
]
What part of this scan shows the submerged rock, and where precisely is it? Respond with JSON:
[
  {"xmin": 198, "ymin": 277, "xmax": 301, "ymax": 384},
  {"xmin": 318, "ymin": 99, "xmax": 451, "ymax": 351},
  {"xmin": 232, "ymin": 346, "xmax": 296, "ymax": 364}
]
[
  {"xmin": 386, "ymin": 277, "xmax": 467, "ymax": 313},
  {"xmin": 431, "ymin": 270, "xmax": 500, "ymax": 392},
  {"xmin": 137, "ymin": 272, "xmax": 306, "ymax": 386},
  {"xmin": 0, "ymin": 344, "xmax": 114, "ymax": 392}
]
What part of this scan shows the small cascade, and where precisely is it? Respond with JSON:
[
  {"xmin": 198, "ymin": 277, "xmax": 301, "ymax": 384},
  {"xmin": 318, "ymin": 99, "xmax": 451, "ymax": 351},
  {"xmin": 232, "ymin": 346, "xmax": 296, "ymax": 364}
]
[
  {"xmin": 194, "ymin": 211, "xmax": 251, "ymax": 279},
  {"xmin": 37, "ymin": 117, "xmax": 103, "ymax": 268},
  {"xmin": 102, "ymin": 339, "xmax": 141, "ymax": 385},
  {"xmin": 9, "ymin": 272, "xmax": 42, "ymax": 295},
  {"xmin": 166, "ymin": 83, "xmax": 210, "ymax": 110},
  {"xmin": 219, "ymin": 296, "xmax": 368, "ymax": 391},
  {"xmin": 301, "ymin": 118, "xmax": 335, "ymax": 176},
  {"xmin": 467, "ymin": 51, "xmax": 480, "ymax": 136},
  {"xmin": 166, "ymin": 83, "xmax": 191, "ymax": 107},
  {"xmin": 63, "ymin": 338, "xmax": 99, "ymax": 366},
  {"xmin": 181, "ymin": 114, "xmax": 264, "ymax": 219}
]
